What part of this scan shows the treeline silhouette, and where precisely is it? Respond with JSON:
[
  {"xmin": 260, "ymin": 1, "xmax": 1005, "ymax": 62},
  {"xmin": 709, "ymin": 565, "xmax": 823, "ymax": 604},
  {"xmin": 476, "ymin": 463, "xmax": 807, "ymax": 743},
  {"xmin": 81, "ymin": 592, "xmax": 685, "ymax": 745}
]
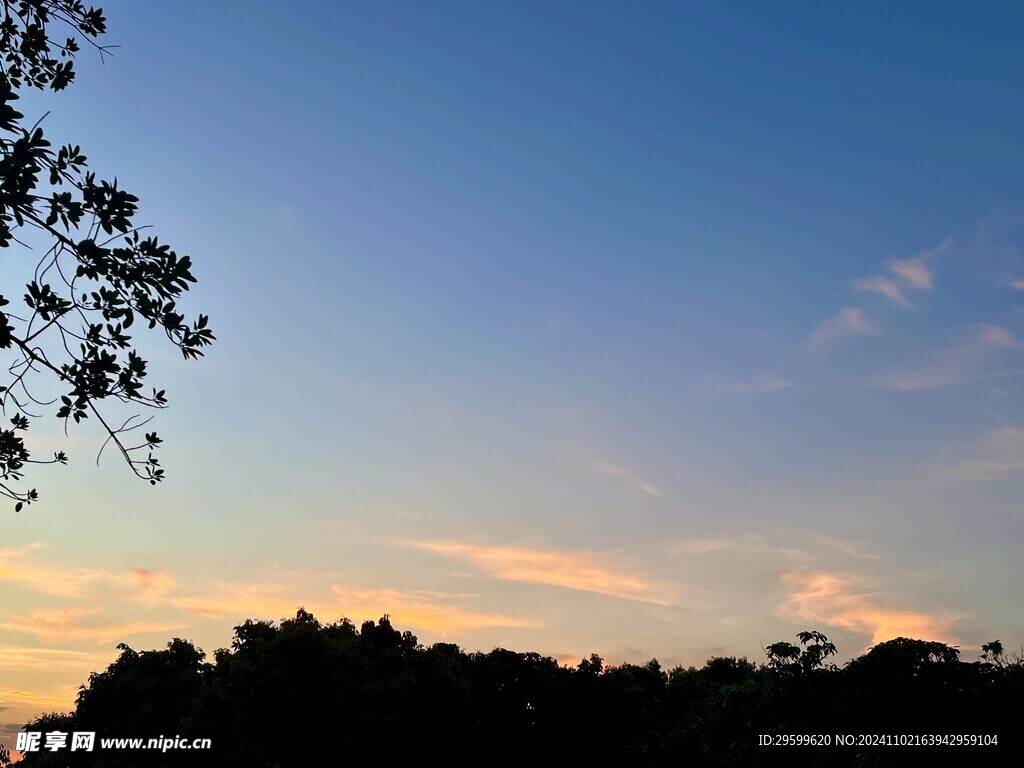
[{"xmin": 6, "ymin": 609, "xmax": 1023, "ymax": 767}]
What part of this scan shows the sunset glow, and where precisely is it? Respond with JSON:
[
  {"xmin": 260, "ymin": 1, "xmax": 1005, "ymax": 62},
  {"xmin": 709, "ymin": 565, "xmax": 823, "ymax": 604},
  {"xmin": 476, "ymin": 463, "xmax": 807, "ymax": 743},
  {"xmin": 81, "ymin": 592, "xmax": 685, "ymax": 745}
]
[{"xmin": 3, "ymin": 1, "xmax": 1024, "ymax": 754}]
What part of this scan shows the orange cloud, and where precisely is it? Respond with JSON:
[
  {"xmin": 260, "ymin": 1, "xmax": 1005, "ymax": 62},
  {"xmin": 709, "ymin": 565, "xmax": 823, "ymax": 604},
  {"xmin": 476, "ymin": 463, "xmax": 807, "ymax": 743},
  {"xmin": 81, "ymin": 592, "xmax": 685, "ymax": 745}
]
[
  {"xmin": 777, "ymin": 570, "xmax": 960, "ymax": 647},
  {"xmin": 2, "ymin": 542, "xmax": 542, "ymax": 645},
  {"xmin": 0, "ymin": 645, "xmax": 110, "ymax": 673},
  {"xmin": 0, "ymin": 683, "xmax": 84, "ymax": 748},
  {"xmin": 168, "ymin": 580, "xmax": 537, "ymax": 638},
  {"xmin": 2, "ymin": 688, "xmax": 76, "ymax": 703},
  {"xmin": 330, "ymin": 586, "xmax": 540, "ymax": 636},
  {"xmin": 0, "ymin": 543, "xmax": 44, "ymax": 559},
  {"xmin": 0, "ymin": 546, "xmax": 175, "ymax": 604},
  {"xmin": 405, "ymin": 540, "xmax": 676, "ymax": 605},
  {"xmin": 0, "ymin": 608, "xmax": 183, "ymax": 645},
  {"xmin": 1, "ymin": 541, "xmax": 541, "ymax": 642},
  {"xmin": 168, "ymin": 582, "xmax": 327, "ymax": 621}
]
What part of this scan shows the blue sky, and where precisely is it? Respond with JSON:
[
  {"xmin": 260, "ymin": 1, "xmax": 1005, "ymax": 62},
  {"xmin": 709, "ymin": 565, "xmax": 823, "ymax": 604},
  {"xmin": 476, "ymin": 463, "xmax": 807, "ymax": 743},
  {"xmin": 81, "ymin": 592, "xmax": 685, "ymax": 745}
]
[{"xmin": 4, "ymin": 0, "xmax": 1024, "ymax": 741}]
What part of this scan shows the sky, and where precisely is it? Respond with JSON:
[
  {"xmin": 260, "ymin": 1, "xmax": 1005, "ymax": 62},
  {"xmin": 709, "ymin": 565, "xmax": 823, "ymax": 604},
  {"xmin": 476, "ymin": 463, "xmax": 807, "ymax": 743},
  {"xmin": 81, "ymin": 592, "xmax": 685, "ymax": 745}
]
[{"xmin": 4, "ymin": 0, "xmax": 1024, "ymax": 745}]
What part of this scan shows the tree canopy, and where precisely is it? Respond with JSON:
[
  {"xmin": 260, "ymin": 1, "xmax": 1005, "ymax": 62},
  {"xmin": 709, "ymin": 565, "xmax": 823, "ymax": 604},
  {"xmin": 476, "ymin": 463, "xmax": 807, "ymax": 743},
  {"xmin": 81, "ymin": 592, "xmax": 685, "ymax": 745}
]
[
  {"xmin": 3, "ymin": 611, "xmax": 1022, "ymax": 767},
  {"xmin": 0, "ymin": 0, "xmax": 213, "ymax": 510}
]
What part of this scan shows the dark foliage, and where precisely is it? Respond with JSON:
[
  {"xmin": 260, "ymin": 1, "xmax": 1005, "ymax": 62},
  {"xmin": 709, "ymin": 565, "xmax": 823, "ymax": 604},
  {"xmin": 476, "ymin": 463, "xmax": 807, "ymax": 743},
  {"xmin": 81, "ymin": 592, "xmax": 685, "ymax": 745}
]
[
  {"xmin": 4, "ymin": 612, "xmax": 1022, "ymax": 767},
  {"xmin": 0, "ymin": 1, "xmax": 213, "ymax": 510}
]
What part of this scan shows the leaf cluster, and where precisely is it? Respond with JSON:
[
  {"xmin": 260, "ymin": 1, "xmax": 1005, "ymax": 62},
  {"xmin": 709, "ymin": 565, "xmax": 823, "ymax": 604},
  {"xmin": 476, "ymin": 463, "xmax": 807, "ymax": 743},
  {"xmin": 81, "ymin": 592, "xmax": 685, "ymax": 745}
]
[{"xmin": 0, "ymin": 1, "xmax": 213, "ymax": 509}]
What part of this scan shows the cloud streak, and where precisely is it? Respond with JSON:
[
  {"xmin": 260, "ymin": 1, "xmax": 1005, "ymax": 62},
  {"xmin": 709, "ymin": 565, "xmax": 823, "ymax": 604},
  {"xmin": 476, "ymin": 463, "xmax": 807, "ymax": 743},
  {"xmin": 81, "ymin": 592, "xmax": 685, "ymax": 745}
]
[
  {"xmin": 776, "ymin": 570, "xmax": 959, "ymax": 646},
  {"xmin": 853, "ymin": 275, "xmax": 913, "ymax": 308},
  {"xmin": 405, "ymin": 540, "xmax": 677, "ymax": 605},
  {"xmin": 0, "ymin": 545, "xmax": 176, "ymax": 604},
  {"xmin": 0, "ymin": 608, "xmax": 183, "ymax": 645},
  {"xmin": 889, "ymin": 254, "xmax": 935, "ymax": 289},
  {"xmin": 330, "ymin": 586, "xmax": 540, "ymax": 636},
  {"xmin": 1, "ymin": 545, "xmax": 539, "ymax": 641},
  {"xmin": 871, "ymin": 323, "xmax": 1022, "ymax": 390},
  {"xmin": 808, "ymin": 307, "xmax": 879, "ymax": 350},
  {"xmin": 703, "ymin": 375, "xmax": 793, "ymax": 393},
  {"xmin": 168, "ymin": 580, "xmax": 535, "ymax": 636},
  {"xmin": 854, "ymin": 243, "xmax": 940, "ymax": 308},
  {"xmin": 668, "ymin": 533, "xmax": 814, "ymax": 565},
  {"xmin": 941, "ymin": 426, "xmax": 1024, "ymax": 481},
  {"xmin": 585, "ymin": 456, "xmax": 663, "ymax": 499},
  {"xmin": 168, "ymin": 582, "xmax": 323, "ymax": 621},
  {"xmin": 0, "ymin": 645, "xmax": 110, "ymax": 674}
]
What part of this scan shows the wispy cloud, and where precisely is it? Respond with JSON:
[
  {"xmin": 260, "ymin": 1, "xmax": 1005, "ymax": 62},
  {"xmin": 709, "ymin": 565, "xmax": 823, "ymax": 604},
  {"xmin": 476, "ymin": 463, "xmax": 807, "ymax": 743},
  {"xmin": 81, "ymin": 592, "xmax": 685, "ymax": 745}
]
[
  {"xmin": 404, "ymin": 540, "xmax": 677, "ymax": 605},
  {"xmin": 668, "ymin": 533, "xmax": 813, "ymax": 565},
  {"xmin": 977, "ymin": 323, "xmax": 1022, "ymax": 349},
  {"xmin": 776, "ymin": 570, "xmax": 960, "ymax": 646},
  {"xmin": 853, "ymin": 276, "xmax": 913, "ymax": 308},
  {"xmin": 854, "ymin": 242, "xmax": 941, "ymax": 308},
  {"xmin": 0, "ymin": 547, "xmax": 176, "ymax": 605},
  {"xmin": 168, "ymin": 580, "xmax": 535, "ymax": 636},
  {"xmin": 940, "ymin": 426, "xmax": 1024, "ymax": 481},
  {"xmin": 703, "ymin": 374, "xmax": 793, "ymax": 393},
  {"xmin": 0, "ymin": 645, "xmax": 110, "ymax": 673},
  {"xmin": 330, "ymin": 586, "xmax": 540, "ymax": 636},
  {"xmin": 0, "ymin": 545, "xmax": 538, "ymax": 640},
  {"xmin": 0, "ymin": 682, "xmax": 84, "ymax": 743},
  {"xmin": 0, "ymin": 608, "xmax": 183, "ymax": 645},
  {"xmin": 668, "ymin": 533, "xmax": 882, "ymax": 572},
  {"xmin": 812, "ymin": 535, "xmax": 881, "ymax": 561},
  {"xmin": 669, "ymin": 537, "xmax": 750, "ymax": 556},
  {"xmin": 808, "ymin": 307, "xmax": 879, "ymax": 350},
  {"xmin": 889, "ymin": 253, "xmax": 936, "ymax": 289},
  {"xmin": 168, "ymin": 582, "xmax": 323, "ymax": 621},
  {"xmin": 0, "ymin": 542, "xmax": 44, "ymax": 560},
  {"xmin": 871, "ymin": 323, "xmax": 1022, "ymax": 390},
  {"xmin": 580, "ymin": 456, "xmax": 664, "ymax": 498}
]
